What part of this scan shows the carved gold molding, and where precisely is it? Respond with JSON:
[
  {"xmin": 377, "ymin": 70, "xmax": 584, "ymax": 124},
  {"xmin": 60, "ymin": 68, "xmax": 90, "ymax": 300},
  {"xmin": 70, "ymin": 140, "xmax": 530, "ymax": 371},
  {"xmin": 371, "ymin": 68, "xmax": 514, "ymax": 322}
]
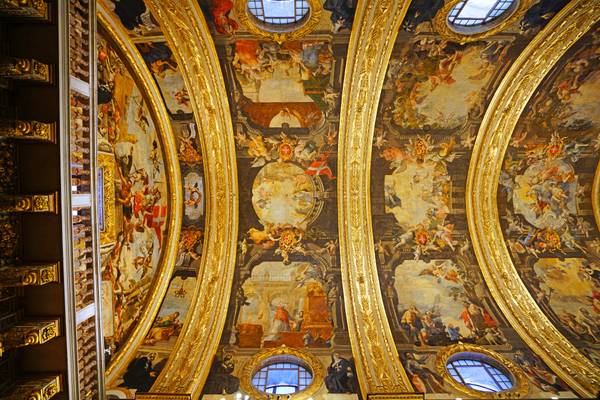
[
  {"xmin": 465, "ymin": 1, "xmax": 600, "ymax": 397},
  {"xmin": 0, "ymin": 0, "xmax": 49, "ymax": 20},
  {"xmin": 337, "ymin": 0, "xmax": 414, "ymax": 396},
  {"xmin": 5, "ymin": 375, "xmax": 62, "ymax": 400},
  {"xmin": 0, "ymin": 263, "xmax": 60, "ymax": 287},
  {"xmin": 97, "ymin": 152, "xmax": 116, "ymax": 245},
  {"xmin": 433, "ymin": 0, "xmax": 536, "ymax": 44},
  {"xmin": 593, "ymin": 157, "xmax": 600, "ymax": 233},
  {"xmin": 0, "ymin": 57, "xmax": 52, "ymax": 83},
  {"xmin": 97, "ymin": 8, "xmax": 183, "ymax": 386},
  {"xmin": 142, "ymin": 0, "xmax": 238, "ymax": 397},
  {"xmin": 0, "ymin": 193, "xmax": 58, "ymax": 213},
  {"xmin": 0, "ymin": 120, "xmax": 56, "ymax": 143},
  {"xmin": 234, "ymin": 0, "xmax": 323, "ymax": 43},
  {"xmin": 0, "ymin": 319, "xmax": 61, "ymax": 351}
]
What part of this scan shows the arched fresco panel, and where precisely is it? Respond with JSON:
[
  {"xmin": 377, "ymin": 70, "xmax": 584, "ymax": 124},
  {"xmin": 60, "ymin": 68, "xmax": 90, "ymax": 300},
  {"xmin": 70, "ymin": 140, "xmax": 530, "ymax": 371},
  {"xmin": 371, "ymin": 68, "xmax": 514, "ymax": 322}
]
[
  {"xmin": 98, "ymin": 1, "xmax": 206, "ymax": 392},
  {"xmin": 497, "ymin": 22, "xmax": 600, "ymax": 369},
  {"xmin": 199, "ymin": 1, "xmax": 361, "ymax": 398},
  {"xmin": 371, "ymin": 1, "xmax": 578, "ymax": 397}
]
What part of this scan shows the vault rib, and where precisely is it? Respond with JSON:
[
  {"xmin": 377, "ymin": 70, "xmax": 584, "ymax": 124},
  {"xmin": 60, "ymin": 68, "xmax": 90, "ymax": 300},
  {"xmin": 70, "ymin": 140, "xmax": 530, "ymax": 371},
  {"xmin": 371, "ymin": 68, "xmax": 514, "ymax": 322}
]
[
  {"xmin": 336, "ymin": 0, "xmax": 414, "ymax": 397},
  {"xmin": 465, "ymin": 0, "xmax": 600, "ymax": 397}
]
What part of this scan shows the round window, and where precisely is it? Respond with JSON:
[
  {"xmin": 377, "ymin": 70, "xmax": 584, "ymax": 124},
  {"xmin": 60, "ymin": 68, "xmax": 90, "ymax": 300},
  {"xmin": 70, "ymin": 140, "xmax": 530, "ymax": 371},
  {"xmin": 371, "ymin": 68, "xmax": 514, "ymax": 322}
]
[
  {"xmin": 446, "ymin": 352, "xmax": 513, "ymax": 393},
  {"xmin": 251, "ymin": 355, "xmax": 313, "ymax": 395},
  {"xmin": 447, "ymin": 0, "xmax": 516, "ymax": 29},
  {"xmin": 247, "ymin": 0, "xmax": 310, "ymax": 26}
]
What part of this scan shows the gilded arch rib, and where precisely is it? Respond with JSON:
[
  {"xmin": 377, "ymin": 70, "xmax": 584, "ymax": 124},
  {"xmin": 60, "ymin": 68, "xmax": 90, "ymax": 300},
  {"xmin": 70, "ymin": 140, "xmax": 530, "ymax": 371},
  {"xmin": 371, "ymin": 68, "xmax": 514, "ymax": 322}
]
[
  {"xmin": 337, "ymin": 0, "xmax": 414, "ymax": 396},
  {"xmin": 97, "ymin": 6, "xmax": 184, "ymax": 386},
  {"xmin": 142, "ymin": 0, "xmax": 239, "ymax": 397},
  {"xmin": 465, "ymin": 0, "xmax": 600, "ymax": 397}
]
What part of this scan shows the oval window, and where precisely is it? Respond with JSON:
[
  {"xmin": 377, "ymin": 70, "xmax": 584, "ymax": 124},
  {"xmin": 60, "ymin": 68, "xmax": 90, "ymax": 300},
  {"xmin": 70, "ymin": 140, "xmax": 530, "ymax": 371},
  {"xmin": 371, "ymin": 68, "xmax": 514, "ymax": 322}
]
[
  {"xmin": 251, "ymin": 356, "xmax": 313, "ymax": 395},
  {"xmin": 247, "ymin": 0, "xmax": 310, "ymax": 26},
  {"xmin": 446, "ymin": 353, "xmax": 514, "ymax": 392},
  {"xmin": 448, "ymin": 0, "xmax": 516, "ymax": 28}
]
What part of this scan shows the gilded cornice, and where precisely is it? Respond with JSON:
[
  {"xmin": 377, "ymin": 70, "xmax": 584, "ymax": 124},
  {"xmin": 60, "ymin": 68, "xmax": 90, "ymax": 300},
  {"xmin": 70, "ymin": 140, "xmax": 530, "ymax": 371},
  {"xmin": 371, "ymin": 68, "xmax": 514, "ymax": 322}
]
[
  {"xmin": 98, "ymin": 6, "xmax": 183, "ymax": 386},
  {"xmin": 337, "ymin": 0, "xmax": 414, "ymax": 396},
  {"xmin": 465, "ymin": 0, "xmax": 600, "ymax": 397},
  {"xmin": 143, "ymin": 0, "xmax": 238, "ymax": 397}
]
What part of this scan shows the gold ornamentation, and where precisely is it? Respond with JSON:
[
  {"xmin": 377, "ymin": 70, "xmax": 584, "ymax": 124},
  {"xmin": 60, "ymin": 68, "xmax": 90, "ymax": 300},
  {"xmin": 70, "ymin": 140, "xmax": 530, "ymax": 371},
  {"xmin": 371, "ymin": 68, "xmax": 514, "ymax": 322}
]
[
  {"xmin": 0, "ymin": 319, "xmax": 60, "ymax": 351},
  {"xmin": 435, "ymin": 343, "xmax": 529, "ymax": 399},
  {"xmin": 136, "ymin": 395, "xmax": 191, "ymax": 400},
  {"xmin": 0, "ymin": 120, "xmax": 56, "ymax": 142},
  {"xmin": 592, "ymin": 157, "xmax": 600, "ymax": 233},
  {"xmin": 0, "ymin": 57, "xmax": 51, "ymax": 83},
  {"xmin": 337, "ymin": 0, "xmax": 413, "ymax": 396},
  {"xmin": 367, "ymin": 395, "xmax": 424, "ymax": 400},
  {"xmin": 465, "ymin": 1, "xmax": 600, "ymax": 397},
  {"xmin": 234, "ymin": 0, "xmax": 323, "ymax": 43},
  {"xmin": 97, "ymin": 152, "xmax": 117, "ymax": 245},
  {"xmin": 98, "ymin": 10, "xmax": 184, "ymax": 386},
  {"xmin": 0, "ymin": 263, "xmax": 59, "ymax": 287},
  {"xmin": 433, "ymin": 0, "xmax": 536, "ymax": 44},
  {"xmin": 0, "ymin": 193, "xmax": 57, "ymax": 213},
  {"xmin": 140, "ymin": 0, "xmax": 238, "ymax": 396},
  {"xmin": 239, "ymin": 346, "xmax": 325, "ymax": 400},
  {"xmin": 4, "ymin": 375, "xmax": 62, "ymax": 400},
  {"xmin": 0, "ymin": 0, "xmax": 49, "ymax": 20}
]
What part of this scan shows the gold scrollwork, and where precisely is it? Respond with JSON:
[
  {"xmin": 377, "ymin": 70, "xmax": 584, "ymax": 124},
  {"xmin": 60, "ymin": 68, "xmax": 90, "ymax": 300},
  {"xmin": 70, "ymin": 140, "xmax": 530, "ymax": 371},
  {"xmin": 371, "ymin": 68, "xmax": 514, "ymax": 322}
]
[
  {"xmin": 0, "ymin": 57, "xmax": 51, "ymax": 83},
  {"xmin": 97, "ymin": 152, "xmax": 117, "ymax": 245},
  {"xmin": 4, "ymin": 375, "xmax": 62, "ymax": 400},
  {"xmin": 140, "ymin": 0, "xmax": 239, "ymax": 397},
  {"xmin": 0, "ymin": 319, "xmax": 60, "ymax": 350},
  {"xmin": 0, "ymin": 0, "xmax": 49, "ymax": 20},
  {"xmin": 135, "ymin": 395, "xmax": 191, "ymax": 400},
  {"xmin": 234, "ymin": 0, "xmax": 323, "ymax": 43},
  {"xmin": 337, "ymin": 0, "xmax": 414, "ymax": 397},
  {"xmin": 433, "ymin": 0, "xmax": 536, "ymax": 44},
  {"xmin": 465, "ymin": 0, "xmax": 600, "ymax": 397},
  {"xmin": 239, "ymin": 346, "xmax": 325, "ymax": 400},
  {"xmin": 98, "ymin": 9, "xmax": 183, "ymax": 386},
  {"xmin": 592, "ymin": 157, "xmax": 600, "ymax": 232},
  {"xmin": 0, "ymin": 120, "xmax": 56, "ymax": 143},
  {"xmin": 0, "ymin": 263, "xmax": 59, "ymax": 288},
  {"xmin": 0, "ymin": 193, "xmax": 58, "ymax": 214},
  {"xmin": 435, "ymin": 343, "xmax": 529, "ymax": 399}
]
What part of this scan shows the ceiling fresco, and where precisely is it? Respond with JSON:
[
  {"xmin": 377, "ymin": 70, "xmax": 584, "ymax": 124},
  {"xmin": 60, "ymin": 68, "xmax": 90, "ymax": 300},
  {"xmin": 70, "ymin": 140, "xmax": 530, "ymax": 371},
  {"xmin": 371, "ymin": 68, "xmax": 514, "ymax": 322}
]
[
  {"xmin": 95, "ymin": 0, "xmax": 600, "ymax": 398},
  {"xmin": 98, "ymin": 1, "xmax": 206, "ymax": 396},
  {"xmin": 497, "ymin": 21, "xmax": 600, "ymax": 369},
  {"xmin": 197, "ymin": 1, "xmax": 361, "ymax": 397},
  {"xmin": 370, "ymin": 0, "xmax": 580, "ymax": 397}
]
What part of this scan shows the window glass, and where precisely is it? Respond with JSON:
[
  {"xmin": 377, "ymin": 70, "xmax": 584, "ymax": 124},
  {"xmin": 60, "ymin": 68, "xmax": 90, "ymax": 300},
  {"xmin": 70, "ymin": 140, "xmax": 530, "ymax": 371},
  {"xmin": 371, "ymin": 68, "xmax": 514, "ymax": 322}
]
[
  {"xmin": 248, "ymin": 0, "xmax": 310, "ymax": 25},
  {"xmin": 446, "ymin": 357, "xmax": 513, "ymax": 392},
  {"xmin": 448, "ymin": 0, "xmax": 515, "ymax": 27},
  {"xmin": 252, "ymin": 360, "xmax": 313, "ymax": 394}
]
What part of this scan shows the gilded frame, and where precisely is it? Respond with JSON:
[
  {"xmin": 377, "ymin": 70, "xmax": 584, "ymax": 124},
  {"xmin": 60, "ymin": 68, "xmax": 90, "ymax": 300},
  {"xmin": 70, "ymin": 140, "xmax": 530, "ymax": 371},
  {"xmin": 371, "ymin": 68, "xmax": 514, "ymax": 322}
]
[
  {"xmin": 337, "ymin": 0, "xmax": 415, "ymax": 396},
  {"xmin": 234, "ymin": 0, "xmax": 323, "ymax": 43},
  {"xmin": 593, "ymin": 158, "xmax": 600, "ymax": 232},
  {"xmin": 97, "ymin": 151, "xmax": 116, "ymax": 245},
  {"xmin": 433, "ymin": 0, "xmax": 536, "ymax": 44},
  {"xmin": 435, "ymin": 343, "xmax": 529, "ymax": 399},
  {"xmin": 465, "ymin": 0, "xmax": 600, "ymax": 396},
  {"xmin": 239, "ymin": 346, "xmax": 325, "ymax": 400},
  {"xmin": 97, "ymin": 8, "xmax": 184, "ymax": 385}
]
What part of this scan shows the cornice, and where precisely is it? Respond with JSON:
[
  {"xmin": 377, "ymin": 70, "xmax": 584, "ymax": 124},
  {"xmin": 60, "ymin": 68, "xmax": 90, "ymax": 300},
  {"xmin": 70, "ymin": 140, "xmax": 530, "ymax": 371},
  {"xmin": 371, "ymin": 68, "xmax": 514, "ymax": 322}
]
[
  {"xmin": 465, "ymin": 0, "xmax": 600, "ymax": 397},
  {"xmin": 143, "ymin": 0, "xmax": 239, "ymax": 397},
  {"xmin": 593, "ymin": 158, "xmax": 600, "ymax": 233},
  {"xmin": 97, "ymin": 6, "xmax": 183, "ymax": 386},
  {"xmin": 337, "ymin": 0, "xmax": 414, "ymax": 397}
]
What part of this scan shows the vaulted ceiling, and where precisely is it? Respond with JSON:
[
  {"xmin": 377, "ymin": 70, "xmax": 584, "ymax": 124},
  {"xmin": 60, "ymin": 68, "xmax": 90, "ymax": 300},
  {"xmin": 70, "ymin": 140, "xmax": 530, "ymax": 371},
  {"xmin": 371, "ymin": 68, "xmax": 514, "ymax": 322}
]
[{"xmin": 96, "ymin": 1, "xmax": 600, "ymax": 399}]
